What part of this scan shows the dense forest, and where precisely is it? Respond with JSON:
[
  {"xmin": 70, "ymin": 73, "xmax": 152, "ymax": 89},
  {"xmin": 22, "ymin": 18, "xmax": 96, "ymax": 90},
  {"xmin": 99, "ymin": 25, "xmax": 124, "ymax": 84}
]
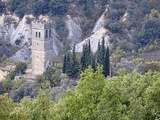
[{"xmin": 1, "ymin": 66, "xmax": 160, "ymax": 120}]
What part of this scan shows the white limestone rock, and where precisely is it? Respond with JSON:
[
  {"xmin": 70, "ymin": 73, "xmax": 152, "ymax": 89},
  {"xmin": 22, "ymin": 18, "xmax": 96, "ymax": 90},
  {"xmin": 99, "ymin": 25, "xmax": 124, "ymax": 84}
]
[
  {"xmin": 92, "ymin": 6, "xmax": 110, "ymax": 33},
  {"xmin": 65, "ymin": 15, "xmax": 82, "ymax": 45},
  {"xmin": 75, "ymin": 27, "xmax": 110, "ymax": 53}
]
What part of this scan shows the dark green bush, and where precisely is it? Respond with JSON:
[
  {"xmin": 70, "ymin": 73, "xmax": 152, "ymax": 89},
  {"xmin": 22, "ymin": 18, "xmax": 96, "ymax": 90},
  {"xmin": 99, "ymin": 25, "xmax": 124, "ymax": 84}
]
[
  {"xmin": 15, "ymin": 62, "xmax": 27, "ymax": 74},
  {"xmin": 49, "ymin": 0, "xmax": 68, "ymax": 15},
  {"xmin": 0, "ymin": 1, "xmax": 5, "ymax": 13},
  {"xmin": 108, "ymin": 22, "xmax": 122, "ymax": 33},
  {"xmin": 32, "ymin": 0, "xmax": 49, "ymax": 16}
]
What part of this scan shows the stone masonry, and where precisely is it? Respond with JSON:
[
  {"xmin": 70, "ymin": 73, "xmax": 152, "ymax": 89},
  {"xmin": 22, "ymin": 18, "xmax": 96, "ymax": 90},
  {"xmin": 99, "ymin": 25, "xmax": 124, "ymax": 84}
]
[{"xmin": 32, "ymin": 21, "xmax": 53, "ymax": 75}]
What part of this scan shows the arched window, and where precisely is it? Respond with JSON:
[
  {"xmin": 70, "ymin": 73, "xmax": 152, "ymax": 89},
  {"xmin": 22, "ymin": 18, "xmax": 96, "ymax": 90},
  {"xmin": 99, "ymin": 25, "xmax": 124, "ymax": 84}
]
[
  {"xmin": 39, "ymin": 32, "xmax": 41, "ymax": 38},
  {"xmin": 49, "ymin": 29, "xmax": 51, "ymax": 38},
  {"xmin": 36, "ymin": 32, "xmax": 38, "ymax": 37},
  {"xmin": 45, "ymin": 30, "xmax": 48, "ymax": 38}
]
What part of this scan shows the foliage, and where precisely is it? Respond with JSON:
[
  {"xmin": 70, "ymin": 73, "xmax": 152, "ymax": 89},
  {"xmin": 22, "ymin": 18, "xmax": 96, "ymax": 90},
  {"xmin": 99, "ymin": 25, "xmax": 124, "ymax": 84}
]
[
  {"xmin": 15, "ymin": 62, "xmax": 27, "ymax": 75},
  {"xmin": 111, "ymin": 49, "xmax": 125, "ymax": 63},
  {"xmin": 35, "ymin": 67, "xmax": 61, "ymax": 88},
  {"xmin": 144, "ymin": 61, "xmax": 160, "ymax": 72},
  {"xmin": 97, "ymin": 38, "xmax": 110, "ymax": 76},
  {"xmin": 108, "ymin": 22, "xmax": 122, "ymax": 33},
  {"xmin": 140, "ymin": 0, "xmax": 152, "ymax": 15},
  {"xmin": 1, "ymin": 69, "xmax": 160, "ymax": 119},
  {"xmin": 65, "ymin": 45, "xmax": 80, "ymax": 78},
  {"xmin": 9, "ymin": 82, "xmax": 38, "ymax": 102},
  {"xmin": 9, "ymin": 0, "xmax": 27, "ymax": 18},
  {"xmin": 63, "ymin": 66, "xmax": 105, "ymax": 119},
  {"xmin": 49, "ymin": 0, "xmax": 68, "ymax": 15},
  {"xmin": 32, "ymin": 0, "xmax": 49, "ymax": 16},
  {"xmin": 0, "ymin": 1, "xmax": 5, "ymax": 13},
  {"xmin": 149, "ymin": 9, "xmax": 160, "ymax": 19},
  {"xmin": 0, "ymin": 93, "xmax": 16, "ymax": 120},
  {"xmin": 55, "ymin": 18, "xmax": 68, "ymax": 41},
  {"xmin": 132, "ymin": 58, "xmax": 144, "ymax": 65},
  {"xmin": 80, "ymin": 41, "xmax": 92, "ymax": 71}
]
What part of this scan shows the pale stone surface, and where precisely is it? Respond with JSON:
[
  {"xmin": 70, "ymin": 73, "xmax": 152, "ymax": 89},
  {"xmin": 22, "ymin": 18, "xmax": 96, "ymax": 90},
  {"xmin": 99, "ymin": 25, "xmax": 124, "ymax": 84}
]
[
  {"xmin": 0, "ymin": 70, "xmax": 8, "ymax": 81},
  {"xmin": 92, "ymin": 6, "xmax": 110, "ymax": 33},
  {"xmin": 75, "ymin": 27, "xmax": 110, "ymax": 53},
  {"xmin": 66, "ymin": 15, "xmax": 82, "ymax": 45}
]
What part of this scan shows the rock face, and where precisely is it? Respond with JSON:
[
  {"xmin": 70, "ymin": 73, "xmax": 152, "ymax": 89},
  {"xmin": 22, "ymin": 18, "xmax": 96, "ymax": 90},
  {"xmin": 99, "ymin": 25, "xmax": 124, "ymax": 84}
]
[
  {"xmin": 0, "ymin": 70, "xmax": 8, "ymax": 81},
  {"xmin": 11, "ymin": 47, "xmax": 31, "ymax": 62},
  {"xmin": 0, "ymin": 8, "xmax": 111, "ymax": 62},
  {"xmin": 75, "ymin": 27, "xmax": 110, "ymax": 53},
  {"xmin": 92, "ymin": 6, "xmax": 110, "ymax": 33},
  {"xmin": 66, "ymin": 15, "xmax": 82, "ymax": 45}
]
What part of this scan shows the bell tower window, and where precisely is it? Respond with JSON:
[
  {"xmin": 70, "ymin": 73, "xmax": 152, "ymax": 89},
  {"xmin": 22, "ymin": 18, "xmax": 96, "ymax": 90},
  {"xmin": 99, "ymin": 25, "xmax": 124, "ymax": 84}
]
[
  {"xmin": 45, "ymin": 30, "xmax": 48, "ymax": 38},
  {"xmin": 36, "ymin": 32, "xmax": 38, "ymax": 37},
  {"xmin": 49, "ymin": 29, "xmax": 51, "ymax": 38},
  {"xmin": 39, "ymin": 32, "xmax": 41, "ymax": 38}
]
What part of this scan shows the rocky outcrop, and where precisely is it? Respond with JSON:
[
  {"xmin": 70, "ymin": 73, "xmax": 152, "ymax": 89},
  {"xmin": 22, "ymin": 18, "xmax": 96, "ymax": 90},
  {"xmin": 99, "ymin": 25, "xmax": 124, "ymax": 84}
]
[
  {"xmin": 11, "ymin": 47, "xmax": 31, "ymax": 62},
  {"xmin": 92, "ymin": 6, "xmax": 110, "ymax": 33},
  {"xmin": 75, "ymin": 27, "xmax": 110, "ymax": 53},
  {"xmin": 65, "ymin": 15, "xmax": 82, "ymax": 45}
]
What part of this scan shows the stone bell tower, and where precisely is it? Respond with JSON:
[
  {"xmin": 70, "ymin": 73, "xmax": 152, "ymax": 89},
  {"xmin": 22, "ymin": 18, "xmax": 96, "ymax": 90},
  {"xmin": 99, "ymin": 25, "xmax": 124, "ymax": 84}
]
[{"xmin": 32, "ymin": 21, "xmax": 53, "ymax": 75}]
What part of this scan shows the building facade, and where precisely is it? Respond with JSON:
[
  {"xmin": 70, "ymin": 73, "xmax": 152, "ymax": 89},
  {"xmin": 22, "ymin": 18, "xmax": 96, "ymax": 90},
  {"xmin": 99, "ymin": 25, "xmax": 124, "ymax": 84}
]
[{"xmin": 32, "ymin": 21, "xmax": 53, "ymax": 75}]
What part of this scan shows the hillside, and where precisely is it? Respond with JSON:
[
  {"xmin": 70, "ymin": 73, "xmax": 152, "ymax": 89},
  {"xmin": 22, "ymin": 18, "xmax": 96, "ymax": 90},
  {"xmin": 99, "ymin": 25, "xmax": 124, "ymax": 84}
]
[
  {"xmin": 0, "ymin": 1, "xmax": 160, "ymax": 119},
  {"xmin": 0, "ymin": 0, "xmax": 159, "ymax": 60}
]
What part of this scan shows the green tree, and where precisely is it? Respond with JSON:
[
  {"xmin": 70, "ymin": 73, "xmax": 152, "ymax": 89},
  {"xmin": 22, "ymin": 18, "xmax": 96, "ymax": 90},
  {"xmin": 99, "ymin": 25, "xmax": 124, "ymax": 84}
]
[
  {"xmin": 62, "ymin": 54, "xmax": 66, "ymax": 74},
  {"xmin": 64, "ymin": 66, "xmax": 105, "ymax": 119},
  {"xmin": 0, "ymin": 94, "xmax": 16, "ymax": 120},
  {"xmin": 15, "ymin": 62, "xmax": 27, "ymax": 75},
  {"xmin": 32, "ymin": 0, "xmax": 49, "ymax": 16},
  {"xmin": 103, "ymin": 46, "xmax": 110, "ymax": 77},
  {"xmin": 66, "ymin": 45, "xmax": 80, "ymax": 78},
  {"xmin": 80, "ymin": 40, "xmax": 93, "ymax": 71},
  {"xmin": 49, "ymin": 0, "xmax": 68, "ymax": 15}
]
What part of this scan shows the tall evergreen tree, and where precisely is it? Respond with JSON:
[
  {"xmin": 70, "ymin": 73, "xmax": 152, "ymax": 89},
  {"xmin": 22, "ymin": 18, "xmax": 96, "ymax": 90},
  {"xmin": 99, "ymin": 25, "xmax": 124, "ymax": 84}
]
[
  {"xmin": 100, "ymin": 37, "xmax": 105, "ymax": 65},
  {"xmin": 97, "ymin": 37, "xmax": 110, "ymax": 77},
  {"xmin": 65, "ymin": 45, "xmax": 80, "ymax": 78},
  {"xmin": 62, "ymin": 54, "xmax": 66, "ymax": 73},
  {"xmin": 103, "ymin": 46, "xmax": 110, "ymax": 77},
  {"xmin": 97, "ymin": 41, "xmax": 101, "ymax": 63},
  {"xmin": 80, "ymin": 40, "xmax": 93, "ymax": 71}
]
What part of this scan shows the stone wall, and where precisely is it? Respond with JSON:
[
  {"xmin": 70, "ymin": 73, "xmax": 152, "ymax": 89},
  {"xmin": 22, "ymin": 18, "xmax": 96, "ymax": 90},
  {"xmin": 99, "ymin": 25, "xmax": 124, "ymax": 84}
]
[{"xmin": 32, "ymin": 21, "xmax": 53, "ymax": 75}]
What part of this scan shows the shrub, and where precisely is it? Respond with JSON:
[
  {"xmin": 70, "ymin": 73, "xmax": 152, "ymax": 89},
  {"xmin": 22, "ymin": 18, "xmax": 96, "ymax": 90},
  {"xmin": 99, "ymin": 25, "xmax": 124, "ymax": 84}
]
[
  {"xmin": 49, "ymin": 0, "xmax": 68, "ymax": 16},
  {"xmin": 32, "ymin": 0, "xmax": 49, "ymax": 16},
  {"xmin": 15, "ymin": 62, "xmax": 27, "ymax": 74},
  {"xmin": 108, "ymin": 22, "xmax": 122, "ymax": 33},
  {"xmin": 144, "ymin": 61, "xmax": 160, "ymax": 72},
  {"xmin": 15, "ymin": 39, "xmax": 21, "ymax": 45},
  {"xmin": 133, "ymin": 58, "xmax": 145, "ymax": 65},
  {"xmin": 0, "ymin": 1, "xmax": 5, "ymax": 13},
  {"xmin": 109, "ymin": 10, "xmax": 121, "ymax": 21},
  {"xmin": 111, "ymin": 49, "xmax": 125, "ymax": 63}
]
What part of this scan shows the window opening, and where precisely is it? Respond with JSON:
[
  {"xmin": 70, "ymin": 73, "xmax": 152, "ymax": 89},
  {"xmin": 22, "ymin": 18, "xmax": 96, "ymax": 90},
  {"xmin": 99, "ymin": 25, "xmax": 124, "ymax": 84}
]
[
  {"xmin": 49, "ymin": 29, "xmax": 51, "ymax": 38},
  {"xmin": 39, "ymin": 32, "xmax": 41, "ymax": 38}
]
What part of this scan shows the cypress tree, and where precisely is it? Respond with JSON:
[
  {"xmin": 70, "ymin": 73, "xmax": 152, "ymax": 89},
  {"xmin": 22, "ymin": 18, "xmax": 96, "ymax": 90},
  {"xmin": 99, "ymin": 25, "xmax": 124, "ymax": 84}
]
[
  {"xmin": 97, "ymin": 41, "xmax": 101, "ymax": 63},
  {"xmin": 65, "ymin": 52, "xmax": 71, "ymax": 76},
  {"xmin": 66, "ymin": 45, "xmax": 80, "ymax": 78},
  {"xmin": 100, "ymin": 37, "xmax": 105, "ymax": 65},
  {"xmin": 80, "ymin": 40, "xmax": 93, "ymax": 71},
  {"xmin": 103, "ymin": 46, "xmax": 110, "ymax": 77},
  {"xmin": 62, "ymin": 54, "xmax": 66, "ymax": 73},
  {"xmin": 96, "ymin": 37, "xmax": 110, "ymax": 77},
  {"xmin": 81, "ymin": 45, "xmax": 86, "ymax": 71},
  {"xmin": 91, "ymin": 54, "xmax": 96, "ymax": 71}
]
